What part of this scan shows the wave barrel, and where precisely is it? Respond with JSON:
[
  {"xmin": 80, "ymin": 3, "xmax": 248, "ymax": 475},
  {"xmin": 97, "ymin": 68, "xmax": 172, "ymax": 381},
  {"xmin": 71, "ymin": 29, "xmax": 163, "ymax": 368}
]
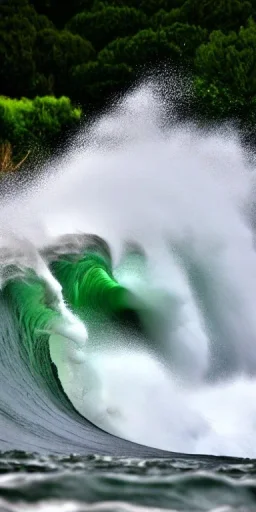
[{"xmin": 50, "ymin": 245, "xmax": 144, "ymax": 331}]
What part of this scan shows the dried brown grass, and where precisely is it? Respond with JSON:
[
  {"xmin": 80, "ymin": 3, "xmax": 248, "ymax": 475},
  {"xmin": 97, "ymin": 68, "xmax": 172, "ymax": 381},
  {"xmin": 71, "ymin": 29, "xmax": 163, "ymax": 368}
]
[{"xmin": 0, "ymin": 142, "xmax": 30, "ymax": 173}]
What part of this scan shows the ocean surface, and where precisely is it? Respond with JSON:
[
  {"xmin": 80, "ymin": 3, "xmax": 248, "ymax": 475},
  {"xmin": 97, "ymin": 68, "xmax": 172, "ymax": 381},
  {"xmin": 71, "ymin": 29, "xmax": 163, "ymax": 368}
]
[{"xmin": 1, "ymin": 451, "xmax": 256, "ymax": 511}]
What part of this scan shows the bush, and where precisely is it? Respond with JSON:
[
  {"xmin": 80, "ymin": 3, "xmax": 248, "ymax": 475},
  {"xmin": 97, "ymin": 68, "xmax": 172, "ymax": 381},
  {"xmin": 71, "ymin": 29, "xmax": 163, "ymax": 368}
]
[{"xmin": 0, "ymin": 96, "xmax": 82, "ymax": 154}]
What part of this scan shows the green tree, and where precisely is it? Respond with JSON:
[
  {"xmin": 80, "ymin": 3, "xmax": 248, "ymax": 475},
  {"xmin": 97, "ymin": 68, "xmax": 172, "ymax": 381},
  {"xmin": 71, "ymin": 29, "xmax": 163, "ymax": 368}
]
[
  {"xmin": 139, "ymin": 0, "xmax": 184, "ymax": 15},
  {"xmin": 0, "ymin": 0, "xmax": 53, "ymax": 97},
  {"xmin": 0, "ymin": 0, "xmax": 52, "ymax": 96},
  {"xmin": 163, "ymin": 23, "xmax": 208, "ymax": 59},
  {"xmin": 193, "ymin": 78, "xmax": 243, "ymax": 120},
  {"xmin": 34, "ymin": 29, "xmax": 95, "ymax": 96},
  {"xmin": 67, "ymin": 6, "xmax": 148, "ymax": 51},
  {"xmin": 91, "ymin": 0, "xmax": 184, "ymax": 14},
  {"xmin": 193, "ymin": 20, "xmax": 256, "ymax": 124},
  {"xmin": 0, "ymin": 0, "xmax": 53, "ymax": 30},
  {"xmin": 0, "ymin": 16, "xmax": 36, "ymax": 97},
  {"xmin": 195, "ymin": 21, "xmax": 256, "ymax": 99},
  {"xmin": 150, "ymin": 9, "xmax": 185, "ymax": 30},
  {"xmin": 98, "ymin": 28, "xmax": 181, "ymax": 67},
  {"xmin": 70, "ymin": 61, "xmax": 133, "ymax": 105},
  {"xmin": 181, "ymin": 0, "xmax": 252, "ymax": 32},
  {"xmin": 31, "ymin": 0, "xmax": 95, "ymax": 27}
]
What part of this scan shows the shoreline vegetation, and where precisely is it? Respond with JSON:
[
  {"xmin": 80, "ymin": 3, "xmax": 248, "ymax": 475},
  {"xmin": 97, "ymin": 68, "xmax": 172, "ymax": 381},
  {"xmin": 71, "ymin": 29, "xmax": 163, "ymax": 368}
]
[{"xmin": 1, "ymin": 0, "xmax": 256, "ymax": 173}]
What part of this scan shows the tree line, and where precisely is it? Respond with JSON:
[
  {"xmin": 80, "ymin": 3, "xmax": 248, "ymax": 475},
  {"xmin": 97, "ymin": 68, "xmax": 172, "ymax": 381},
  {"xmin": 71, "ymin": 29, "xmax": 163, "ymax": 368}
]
[{"xmin": 1, "ymin": 0, "xmax": 256, "ymax": 160}]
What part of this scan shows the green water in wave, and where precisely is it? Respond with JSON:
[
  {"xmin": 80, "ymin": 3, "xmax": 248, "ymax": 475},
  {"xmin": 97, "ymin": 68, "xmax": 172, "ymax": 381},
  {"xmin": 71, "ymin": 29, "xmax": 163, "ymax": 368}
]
[
  {"xmin": 2, "ymin": 246, "xmax": 145, "ymax": 389},
  {"xmin": 50, "ymin": 251, "xmax": 143, "ymax": 329}
]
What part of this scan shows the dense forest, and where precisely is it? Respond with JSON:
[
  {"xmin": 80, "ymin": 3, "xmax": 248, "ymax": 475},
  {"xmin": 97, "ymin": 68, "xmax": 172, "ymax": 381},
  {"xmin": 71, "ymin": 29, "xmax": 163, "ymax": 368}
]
[{"xmin": 1, "ymin": 0, "xmax": 256, "ymax": 165}]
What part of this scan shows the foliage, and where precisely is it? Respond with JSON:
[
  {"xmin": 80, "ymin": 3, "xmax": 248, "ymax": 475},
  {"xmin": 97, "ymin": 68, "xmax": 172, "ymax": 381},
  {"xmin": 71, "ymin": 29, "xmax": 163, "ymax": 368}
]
[
  {"xmin": 1, "ymin": 0, "xmax": 256, "ymax": 147},
  {"xmin": 0, "ymin": 0, "xmax": 94, "ymax": 98},
  {"xmin": 0, "ymin": 96, "xmax": 82, "ymax": 154},
  {"xmin": 0, "ymin": 11, "xmax": 36, "ymax": 98},
  {"xmin": 70, "ymin": 61, "xmax": 133, "ymax": 104},
  {"xmin": 67, "ymin": 6, "xmax": 148, "ymax": 51},
  {"xmin": 31, "ymin": 0, "xmax": 95, "ymax": 27},
  {"xmin": 193, "ymin": 20, "xmax": 256, "ymax": 128},
  {"xmin": 193, "ymin": 77, "xmax": 256, "ymax": 132},
  {"xmin": 163, "ymin": 23, "xmax": 208, "ymax": 59},
  {"xmin": 193, "ymin": 77, "xmax": 242, "ymax": 119},
  {"xmin": 139, "ymin": 0, "xmax": 185, "ymax": 16},
  {"xmin": 180, "ymin": 0, "xmax": 253, "ymax": 32},
  {"xmin": 0, "ymin": 0, "xmax": 54, "ymax": 31},
  {"xmin": 34, "ymin": 29, "xmax": 95, "ymax": 95},
  {"xmin": 98, "ymin": 28, "xmax": 182, "ymax": 67},
  {"xmin": 150, "ymin": 9, "xmax": 185, "ymax": 29},
  {"xmin": 195, "ymin": 21, "xmax": 256, "ymax": 99}
]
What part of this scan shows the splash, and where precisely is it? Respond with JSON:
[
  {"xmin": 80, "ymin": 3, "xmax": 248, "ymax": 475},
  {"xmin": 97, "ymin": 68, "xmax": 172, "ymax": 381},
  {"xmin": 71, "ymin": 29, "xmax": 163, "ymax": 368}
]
[{"xmin": 1, "ymin": 82, "xmax": 256, "ymax": 457}]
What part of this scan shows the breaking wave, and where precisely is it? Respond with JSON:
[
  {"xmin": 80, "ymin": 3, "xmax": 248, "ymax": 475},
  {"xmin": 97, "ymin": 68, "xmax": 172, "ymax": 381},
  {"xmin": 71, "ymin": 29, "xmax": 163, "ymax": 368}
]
[{"xmin": 1, "ymin": 82, "xmax": 256, "ymax": 458}]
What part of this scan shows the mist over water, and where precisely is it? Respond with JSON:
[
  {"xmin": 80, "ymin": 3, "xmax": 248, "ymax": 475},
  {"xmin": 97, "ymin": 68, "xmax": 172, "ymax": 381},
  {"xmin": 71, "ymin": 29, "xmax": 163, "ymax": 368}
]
[{"xmin": 1, "ymin": 81, "xmax": 256, "ymax": 457}]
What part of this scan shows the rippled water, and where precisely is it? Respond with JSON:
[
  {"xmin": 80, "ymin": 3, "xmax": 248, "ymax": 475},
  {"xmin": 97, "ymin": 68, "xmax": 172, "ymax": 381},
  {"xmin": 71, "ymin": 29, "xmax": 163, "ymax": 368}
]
[{"xmin": 0, "ymin": 452, "xmax": 256, "ymax": 511}]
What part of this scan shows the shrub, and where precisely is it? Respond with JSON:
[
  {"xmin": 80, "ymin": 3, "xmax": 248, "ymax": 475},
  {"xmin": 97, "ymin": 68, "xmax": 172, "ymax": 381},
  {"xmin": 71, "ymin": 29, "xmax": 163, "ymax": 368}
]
[{"xmin": 0, "ymin": 96, "xmax": 82, "ymax": 154}]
